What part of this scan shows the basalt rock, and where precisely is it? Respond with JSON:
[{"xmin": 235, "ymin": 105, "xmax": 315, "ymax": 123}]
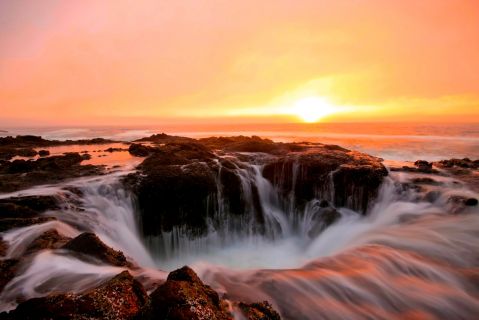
[
  {"xmin": 61, "ymin": 232, "xmax": 130, "ymax": 267},
  {"xmin": 25, "ymin": 230, "xmax": 71, "ymax": 255},
  {"xmin": 37, "ymin": 150, "xmax": 49, "ymax": 157},
  {"xmin": 0, "ymin": 259, "xmax": 19, "ymax": 293},
  {"xmin": 139, "ymin": 266, "xmax": 232, "ymax": 320},
  {"xmin": 199, "ymin": 136, "xmax": 304, "ymax": 154},
  {"xmin": 135, "ymin": 133, "xmax": 195, "ymax": 144},
  {"xmin": 0, "ymin": 153, "xmax": 103, "ymax": 193},
  {"xmin": 0, "ymin": 196, "xmax": 59, "ymax": 232},
  {"xmin": 238, "ymin": 301, "xmax": 281, "ymax": 320},
  {"xmin": 263, "ymin": 148, "xmax": 388, "ymax": 213},
  {"xmin": 128, "ymin": 139, "xmax": 387, "ymax": 238},
  {"xmin": 128, "ymin": 144, "xmax": 158, "ymax": 157},
  {"xmin": 4, "ymin": 271, "xmax": 148, "ymax": 320}
]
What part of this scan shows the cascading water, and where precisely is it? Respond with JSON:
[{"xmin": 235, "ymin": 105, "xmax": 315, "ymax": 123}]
[{"xmin": 0, "ymin": 157, "xmax": 478, "ymax": 318}]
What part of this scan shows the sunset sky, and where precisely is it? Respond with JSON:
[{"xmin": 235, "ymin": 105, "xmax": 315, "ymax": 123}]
[{"xmin": 1, "ymin": 0, "xmax": 478, "ymax": 126}]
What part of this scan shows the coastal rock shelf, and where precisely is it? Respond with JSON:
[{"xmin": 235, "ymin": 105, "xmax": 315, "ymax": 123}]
[{"xmin": 0, "ymin": 134, "xmax": 478, "ymax": 319}]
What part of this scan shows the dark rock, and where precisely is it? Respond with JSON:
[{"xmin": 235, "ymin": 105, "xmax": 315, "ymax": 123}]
[
  {"xmin": 37, "ymin": 150, "xmax": 49, "ymax": 157},
  {"xmin": 135, "ymin": 133, "xmax": 195, "ymax": 144},
  {"xmin": 0, "ymin": 153, "xmax": 104, "ymax": 193},
  {"xmin": 0, "ymin": 259, "xmax": 19, "ymax": 293},
  {"xmin": 15, "ymin": 148, "xmax": 37, "ymax": 158},
  {"xmin": 263, "ymin": 148, "xmax": 388, "ymax": 213},
  {"xmin": 199, "ymin": 135, "xmax": 304, "ymax": 154},
  {"xmin": 6, "ymin": 271, "xmax": 147, "ymax": 320},
  {"xmin": 436, "ymin": 158, "xmax": 479, "ymax": 169},
  {"xmin": 128, "ymin": 144, "xmax": 157, "ymax": 157},
  {"xmin": 0, "ymin": 196, "xmax": 59, "ymax": 215},
  {"xmin": 25, "ymin": 230, "xmax": 71, "ymax": 255},
  {"xmin": 140, "ymin": 266, "xmax": 231, "ymax": 320},
  {"xmin": 0, "ymin": 237, "xmax": 7, "ymax": 256},
  {"xmin": 104, "ymin": 147, "xmax": 128, "ymax": 152},
  {"xmin": 61, "ymin": 232, "xmax": 129, "ymax": 267},
  {"xmin": 238, "ymin": 301, "xmax": 281, "ymax": 320},
  {"xmin": 411, "ymin": 177, "xmax": 441, "ymax": 185},
  {"xmin": 0, "ymin": 135, "xmax": 115, "ymax": 148}
]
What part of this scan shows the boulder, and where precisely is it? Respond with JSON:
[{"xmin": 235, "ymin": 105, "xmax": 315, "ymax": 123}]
[
  {"xmin": 37, "ymin": 150, "xmax": 49, "ymax": 157},
  {"xmin": 128, "ymin": 144, "xmax": 157, "ymax": 157},
  {"xmin": 61, "ymin": 232, "xmax": 130, "ymax": 267},
  {"xmin": 4, "ymin": 271, "xmax": 147, "ymax": 320},
  {"xmin": 140, "ymin": 266, "xmax": 232, "ymax": 320},
  {"xmin": 238, "ymin": 301, "xmax": 281, "ymax": 320}
]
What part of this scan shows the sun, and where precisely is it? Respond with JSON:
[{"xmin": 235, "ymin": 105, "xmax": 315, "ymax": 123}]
[{"xmin": 293, "ymin": 97, "xmax": 337, "ymax": 123}]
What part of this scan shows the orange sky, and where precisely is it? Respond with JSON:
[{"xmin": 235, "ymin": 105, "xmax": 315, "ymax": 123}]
[{"xmin": 0, "ymin": 0, "xmax": 478, "ymax": 126}]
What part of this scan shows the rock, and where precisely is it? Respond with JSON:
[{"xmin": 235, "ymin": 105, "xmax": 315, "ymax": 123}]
[
  {"xmin": 411, "ymin": 177, "xmax": 441, "ymax": 185},
  {"xmin": 104, "ymin": 147, "xmax": 128, "ymax": 152},
  {"xmin": 0, "ymin": 153, "xmax": 104, "ymax": 193},
  {"xmin": 127, "ymin": 140, "xmax": 388, "ymax": 238},
  {"xmin": 5, "ymin": 271, "xmax": 147, "ymax": 320},
  {"xmin": 238, "ymin": 301, "xmax": 281, "ymax": 320},
  {"xmin": 135, "ymin": 133, "xmax": 195, "ymax": 144},
  {"xmin": 128, "ymin": 144, "xmax": 157, "ymax": 157},
  {"xmin": 0, "ymin": 196, "xmax": 60, "ymax": 232},
  {"xmin": 0, "ymin": 259, "xmax": 19, "ymax": 293},
  {"xmin": 25, "ymin": 230, "xmax": 71, "ymax": 255},
  {"xmin": 199, "ymin": 136, "xmax": 304, "ymax": 154},
  {"xmin": 61, "ymin": 232, "xmax": 129, "ymax": 267},
  {"xmin": 0, "ymin": 237, "xmax": 7, "ymax": 256},
  {"xmin": 414, "ymin": 160, "xmax": 433, "ymax": 172},
  {"xmin": 15, "ymin": 148, "xmax": 37, "ymax": 158},
  {"xmin": 0, "ymin": 196, "xmax": 59, "ymax": 214},
  {"xmin": 140, "ymin": 266, "xmax": 231, "ymax": 320},
  {"xmin": 263, "ymin": 148, "xmax": 388, "ymax": 213},
  {"xmin": 436, "ymin": 158, "xmax": 479, "ymax": 169},
  {"xmin": 37, "ymin": 150, "xmax": 49, "ymax": 157}
]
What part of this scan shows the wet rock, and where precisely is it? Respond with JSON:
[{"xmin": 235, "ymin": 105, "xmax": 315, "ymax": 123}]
[
  {"xmin": 140, "ymin": 266, "xmax": 231, "ymax": 320},
  {"xmin": 0, "ymin": 259, "xmax": 19, "ymax": 293},
  {"xmin": 15, "ymin": 148, "xmax": 37, "ymax": 158},
  {"xmin": 0, "ymin": 135, "xmax": 115, "ymax": 148},
  {"xmin": 0, "ymin": 153, "xmax": 103, "ymax": 193},
  {"xmin": 128, "ymin": 143, "xmax": 158, "ymax": 157},
  {"xmin": 25, "ymin": 230, "xmax": 71, "ymax": 255},
  {"xmin": 5, "ymin": 271, "xmax": 147, "ymax": 320},
  {"xmin": 238, "ymin": 301, "xmax": 281, "ymax": 320},
  {"xmin": 61, "ymin": 232, "xmax": 129, "ymax": 267},
  {"xmin": 0, "ymin": 237, "xmax": 7, "ymax": 256},
  {"xmin": 263, "ymin": 148, "xmax": 388, "ymax": 213},
  {"xmin": 411, "ymin": 177, "xmax": 441, "ymax": 185},
  {"xmin": 199, "ymin": 135, "xmax": 304, "ymax": 154},
  {"xmin": 135, "ymin": 133, "xmax": 195, "ymax": 144},
  {"xmin": 37, "ymin": 150, "xmax": 49, "ymax": 157},
  {"xmin": 0, "ymin": 196, "xmax": 59, "ymax": 215},
  {"xmin": 104, "ymin": 147, "xmax": 128, "ymax": 152},
  {"xmin": 436, "ymin": 158, "xmax": 479, "ymax": 169},
  {"xmin": 414, "ymin": 160, "xmax": 433, "ymax": 172},
  {"xmin": 308, "ymin": 206, "xmax": 341, "ymax": 238}
]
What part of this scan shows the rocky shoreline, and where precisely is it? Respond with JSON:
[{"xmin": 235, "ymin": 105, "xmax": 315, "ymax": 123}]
[{"xmin": 0, "ymin": 134, "xmax": 478, "ymax": 319}]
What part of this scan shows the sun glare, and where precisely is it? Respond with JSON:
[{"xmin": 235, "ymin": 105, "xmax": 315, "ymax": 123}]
[{"xmin": 293, "ymin": 97, "xmax": 337, "ymax": 123}]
